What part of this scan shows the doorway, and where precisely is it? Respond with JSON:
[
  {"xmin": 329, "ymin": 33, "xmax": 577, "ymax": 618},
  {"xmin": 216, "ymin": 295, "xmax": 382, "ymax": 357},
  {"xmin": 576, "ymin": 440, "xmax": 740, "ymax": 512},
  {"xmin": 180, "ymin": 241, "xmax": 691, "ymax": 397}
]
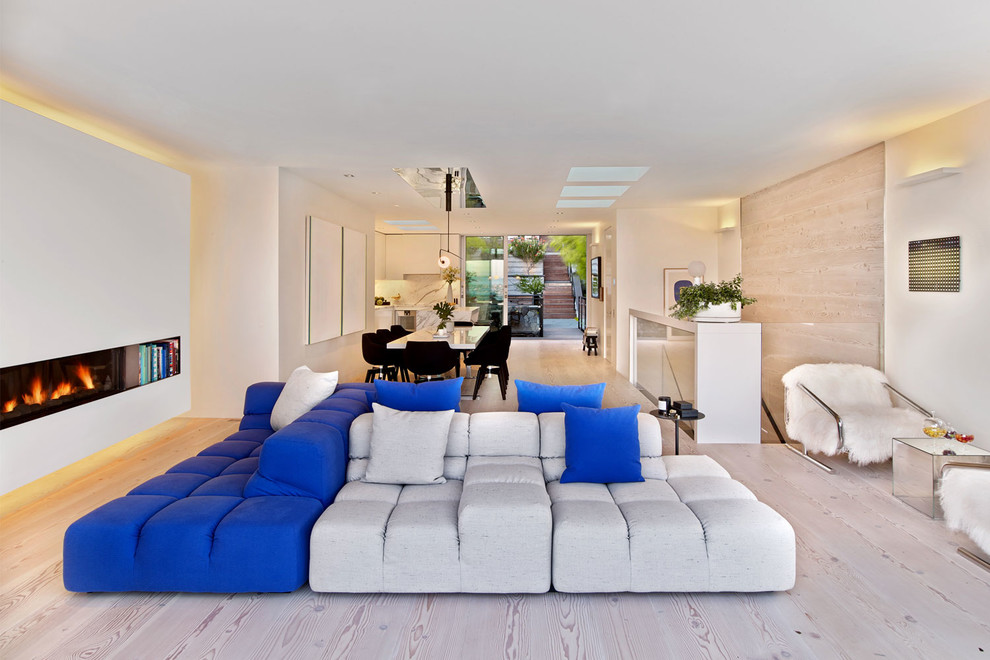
[{"xmin": 463, "ymin": 235, "xmax": 587, "ymax": 339}]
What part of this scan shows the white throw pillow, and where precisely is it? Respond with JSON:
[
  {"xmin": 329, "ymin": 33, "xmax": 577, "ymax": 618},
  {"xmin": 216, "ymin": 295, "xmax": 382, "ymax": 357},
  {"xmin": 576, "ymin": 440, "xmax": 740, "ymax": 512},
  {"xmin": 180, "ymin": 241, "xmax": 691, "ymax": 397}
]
[
  {"xmin": 363, "ymin": 403, "xmax": 453, "ymax": 485},
  {"xmin": 270, "ymin": 366, "xmax": 339, "ymax": 430}
]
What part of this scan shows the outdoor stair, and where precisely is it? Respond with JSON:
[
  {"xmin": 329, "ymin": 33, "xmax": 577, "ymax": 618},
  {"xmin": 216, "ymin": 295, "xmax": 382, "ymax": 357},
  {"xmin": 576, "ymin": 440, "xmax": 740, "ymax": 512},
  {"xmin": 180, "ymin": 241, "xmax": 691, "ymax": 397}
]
[{"xmin": 543, "ymin": 252, "xmax": 576, "ymax": 319}]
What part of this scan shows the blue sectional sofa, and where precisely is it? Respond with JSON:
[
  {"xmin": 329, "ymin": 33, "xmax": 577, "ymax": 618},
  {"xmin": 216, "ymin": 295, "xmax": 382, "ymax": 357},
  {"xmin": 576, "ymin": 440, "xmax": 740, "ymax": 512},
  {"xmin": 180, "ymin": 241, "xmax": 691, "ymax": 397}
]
[{"xmin": 63, "ymin": 381, "xmax": 374, "ymax": 593}]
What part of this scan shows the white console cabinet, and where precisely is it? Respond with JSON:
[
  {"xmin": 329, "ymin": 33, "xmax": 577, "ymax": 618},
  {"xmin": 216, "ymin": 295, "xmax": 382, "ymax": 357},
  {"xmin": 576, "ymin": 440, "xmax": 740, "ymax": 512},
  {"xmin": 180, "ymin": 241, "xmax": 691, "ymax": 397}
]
[{"xmin": 629, "ymin": 309, "xmax": 762, "ymax": 445}]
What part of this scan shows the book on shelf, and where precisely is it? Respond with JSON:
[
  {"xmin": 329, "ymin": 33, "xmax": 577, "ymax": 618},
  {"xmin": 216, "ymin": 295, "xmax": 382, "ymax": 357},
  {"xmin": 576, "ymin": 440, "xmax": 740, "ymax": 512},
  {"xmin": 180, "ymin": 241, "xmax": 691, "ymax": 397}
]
[{"xmin": 136, "ymin": 338, "xmax": 180, "ymax": 384}]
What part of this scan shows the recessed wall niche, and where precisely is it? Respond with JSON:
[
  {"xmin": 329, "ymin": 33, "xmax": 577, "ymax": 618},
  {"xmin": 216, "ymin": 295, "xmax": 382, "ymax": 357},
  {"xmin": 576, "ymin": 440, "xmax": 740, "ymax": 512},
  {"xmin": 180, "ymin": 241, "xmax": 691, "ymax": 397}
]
[{"xmin": 908, "ymin": 236, "xmax": 960, "ymax": 292}]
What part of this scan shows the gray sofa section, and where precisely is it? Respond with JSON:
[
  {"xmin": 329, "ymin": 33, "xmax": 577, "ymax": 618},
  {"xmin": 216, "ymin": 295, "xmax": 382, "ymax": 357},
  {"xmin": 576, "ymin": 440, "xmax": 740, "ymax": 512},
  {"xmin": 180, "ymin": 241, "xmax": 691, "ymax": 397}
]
[{"xmin": 309, "ymin": 411, "xmax": 795, "ymax": 593}]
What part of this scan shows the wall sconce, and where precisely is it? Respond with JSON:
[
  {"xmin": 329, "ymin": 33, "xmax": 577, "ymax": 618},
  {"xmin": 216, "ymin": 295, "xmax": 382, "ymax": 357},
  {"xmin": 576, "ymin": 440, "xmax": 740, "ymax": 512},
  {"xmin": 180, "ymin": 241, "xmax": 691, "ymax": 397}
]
[
  {"xmin": 898, "ymin": 167, "xmax": 962, "ymax": 187},
  {"xmin": 688, "ymin": 260, "xmax": 707, "ymax": 285}
]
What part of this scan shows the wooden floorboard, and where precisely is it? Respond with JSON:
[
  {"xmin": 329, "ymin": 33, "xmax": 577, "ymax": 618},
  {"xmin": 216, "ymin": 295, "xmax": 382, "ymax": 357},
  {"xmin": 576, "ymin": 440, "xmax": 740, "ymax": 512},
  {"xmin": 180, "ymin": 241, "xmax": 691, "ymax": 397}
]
[{"xmin": 1, "ymin": 340, "xmax": 987, "ymax": 659}]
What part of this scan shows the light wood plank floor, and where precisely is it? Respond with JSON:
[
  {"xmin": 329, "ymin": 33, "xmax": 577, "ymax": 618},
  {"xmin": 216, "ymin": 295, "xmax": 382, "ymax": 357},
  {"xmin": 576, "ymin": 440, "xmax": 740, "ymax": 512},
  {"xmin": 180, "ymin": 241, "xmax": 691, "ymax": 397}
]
[{"xmin": 2, "ymin": 340, "xmax": 987, "ymax": 659}]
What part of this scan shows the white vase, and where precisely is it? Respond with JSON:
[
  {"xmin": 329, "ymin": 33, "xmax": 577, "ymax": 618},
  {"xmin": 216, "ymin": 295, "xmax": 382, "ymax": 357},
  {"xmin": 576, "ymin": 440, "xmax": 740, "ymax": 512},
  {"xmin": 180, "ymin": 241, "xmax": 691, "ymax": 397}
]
[
  {"xmin": 693, "ymin": 302, "xmax": 742, "ymax": 323},
  {"xmin": 435, "ymin": 326, "xmax": 449, "ymax": 337},
  {"xmin": 446, "ymin": 282, "xmax": 454, "ymax": 303}
]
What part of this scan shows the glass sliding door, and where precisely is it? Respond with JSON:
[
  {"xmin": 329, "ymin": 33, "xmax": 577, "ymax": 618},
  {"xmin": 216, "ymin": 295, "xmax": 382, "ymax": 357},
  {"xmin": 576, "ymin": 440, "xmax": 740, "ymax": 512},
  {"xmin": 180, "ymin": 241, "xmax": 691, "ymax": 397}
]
[
  {"xmin": 464, "ymin": 236, "xmax": 505, "ymax": 326},
  {"xmin": 506, "ymin": 235, "xmax": 547, "ymax": 337},
  {"xmin": 463, "ymin": 234, "xmax": 586, "ymax": 338}
]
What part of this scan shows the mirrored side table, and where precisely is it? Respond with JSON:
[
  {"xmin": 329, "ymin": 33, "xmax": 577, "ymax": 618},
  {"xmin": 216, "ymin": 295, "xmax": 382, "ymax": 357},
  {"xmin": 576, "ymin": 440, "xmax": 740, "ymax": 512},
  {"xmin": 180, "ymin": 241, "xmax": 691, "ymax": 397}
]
[{"xmin": 892, "ymin": 437, "xmax": 990, "ymax": 518}]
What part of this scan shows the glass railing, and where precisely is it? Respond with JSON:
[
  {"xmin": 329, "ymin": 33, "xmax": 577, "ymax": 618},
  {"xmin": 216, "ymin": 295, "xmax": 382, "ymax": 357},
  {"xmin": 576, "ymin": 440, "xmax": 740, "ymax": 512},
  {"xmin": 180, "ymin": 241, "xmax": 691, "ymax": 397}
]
[{"xmin": 631, "ymin": 314, "xmax": 696, "ymax": 405}]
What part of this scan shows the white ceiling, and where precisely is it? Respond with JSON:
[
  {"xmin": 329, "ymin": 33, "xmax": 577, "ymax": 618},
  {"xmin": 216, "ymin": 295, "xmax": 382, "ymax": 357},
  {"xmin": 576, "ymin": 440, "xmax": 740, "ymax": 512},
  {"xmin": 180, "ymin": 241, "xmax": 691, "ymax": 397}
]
[{"xmin": 2, "ymin": 1, "xmax": 989, "ymax": 236}]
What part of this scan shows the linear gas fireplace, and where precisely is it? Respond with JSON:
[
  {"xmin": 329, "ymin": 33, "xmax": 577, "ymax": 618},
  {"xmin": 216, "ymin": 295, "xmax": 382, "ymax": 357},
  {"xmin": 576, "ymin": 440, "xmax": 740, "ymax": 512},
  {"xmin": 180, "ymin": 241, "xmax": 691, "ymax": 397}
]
[{"xmin": 0, "ymin": 337, "xmax": 179, "ymax": 429}]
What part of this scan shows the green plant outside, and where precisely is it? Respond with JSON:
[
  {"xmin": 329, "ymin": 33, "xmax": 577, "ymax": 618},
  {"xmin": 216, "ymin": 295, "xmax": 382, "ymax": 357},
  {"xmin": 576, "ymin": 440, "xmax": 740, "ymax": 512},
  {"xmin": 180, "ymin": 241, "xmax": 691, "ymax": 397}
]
[
  {"xmin": 548, "ymin": 235, "xmax": 587, "ymax": 282},
  {"xmin": 516, "ymin": 276, "xmax": 545, "ymax": 295},
  {"xmin": 668, "ymin": 275, "xmax": 757, "ymax": 320},
  {"xmin": 508, "ymin": 237, "xmax": 547, "ymax": 266}
]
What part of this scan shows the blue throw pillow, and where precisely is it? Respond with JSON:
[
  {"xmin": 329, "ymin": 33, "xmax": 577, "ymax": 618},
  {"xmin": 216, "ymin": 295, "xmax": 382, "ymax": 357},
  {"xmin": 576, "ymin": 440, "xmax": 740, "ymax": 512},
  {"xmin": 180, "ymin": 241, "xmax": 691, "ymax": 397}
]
[
  {"xmin": 559, "ymin": 403, "xmax": 643, "ymax": 484},
  {"xmin": 515, "ymin": 380, "xmax": 606, "ymax": 414},
  {"xmin": 373, "ymin": 378, "xmax": 463, "ymax": 412}
]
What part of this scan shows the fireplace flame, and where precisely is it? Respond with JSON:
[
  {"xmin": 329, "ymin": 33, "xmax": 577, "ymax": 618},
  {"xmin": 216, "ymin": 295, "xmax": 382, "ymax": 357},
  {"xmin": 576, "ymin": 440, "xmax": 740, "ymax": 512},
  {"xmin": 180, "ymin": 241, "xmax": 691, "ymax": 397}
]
[
  {"xmin": 22, "ymin": 377, "xmax": 47, "ymax": 405},
  {"xmin": 4, "ymin": 365, "xmax": 101, "ymax": 415},
  {"xmin": 50, "ymin": 381, "xmax": 74, "ymax": 400},
  {"xmin": 75, "ymin": 365, "xmax": 95, "ymax": 390}
]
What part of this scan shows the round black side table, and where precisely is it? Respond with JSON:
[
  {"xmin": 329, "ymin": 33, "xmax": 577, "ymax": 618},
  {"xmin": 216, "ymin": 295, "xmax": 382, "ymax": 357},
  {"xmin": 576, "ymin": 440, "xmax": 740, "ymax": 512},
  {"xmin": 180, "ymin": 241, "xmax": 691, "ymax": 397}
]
[{"xmin": 650, "ymin": 409, "xmax": 705, "ymax": 455}]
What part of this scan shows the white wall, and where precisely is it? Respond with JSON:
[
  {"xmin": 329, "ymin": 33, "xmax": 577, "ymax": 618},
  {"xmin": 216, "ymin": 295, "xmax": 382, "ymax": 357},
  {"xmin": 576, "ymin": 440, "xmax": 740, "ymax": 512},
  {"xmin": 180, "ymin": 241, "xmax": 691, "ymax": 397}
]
[
  {"xmin": 0, "ymin": 101, "xmax": 191, "ymax": 493},
  {"xmin": 374, "ymin": 232, "xmax": 387, "ymax": 280},
  {"xmin": 884, "ymin": 101, "xmax": 990, "ymax": 449},
  {"xmin": 278, "ymin": 169, "xmax": 376, "ymax": 382},
  {"xmin": 383, "ymin": 233, "xmax": 460, "ymax": 279},
  {"xmin": 614, "ymin": 207, "xmax": 719, "ymax": 376},
  {"xmin": 717, "ymin": 199, "xmax": 742, "ymax": 279},
  {"xmin": 187, "ymin": 166, "xmax": 280, "ymax": 417}
]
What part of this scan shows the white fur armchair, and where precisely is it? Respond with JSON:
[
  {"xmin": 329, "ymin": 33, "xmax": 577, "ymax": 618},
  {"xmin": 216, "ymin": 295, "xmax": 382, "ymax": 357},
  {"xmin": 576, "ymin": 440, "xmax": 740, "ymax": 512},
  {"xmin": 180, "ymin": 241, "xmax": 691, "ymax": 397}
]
[
  {"xmin": 939, "ymin": 464, "xmax": 990, "ymax": 570},
  {"xmin": 781, "ymin": 363, "xmax": 929, "ymax": 465}
]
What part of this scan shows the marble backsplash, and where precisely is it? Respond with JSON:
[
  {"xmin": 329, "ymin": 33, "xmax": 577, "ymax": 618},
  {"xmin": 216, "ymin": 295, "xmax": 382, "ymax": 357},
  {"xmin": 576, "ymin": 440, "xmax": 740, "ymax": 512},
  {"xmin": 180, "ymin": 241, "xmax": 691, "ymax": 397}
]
[{"xmin": 375, "ymin": 274, "xmax": 460, "ymax": 307}]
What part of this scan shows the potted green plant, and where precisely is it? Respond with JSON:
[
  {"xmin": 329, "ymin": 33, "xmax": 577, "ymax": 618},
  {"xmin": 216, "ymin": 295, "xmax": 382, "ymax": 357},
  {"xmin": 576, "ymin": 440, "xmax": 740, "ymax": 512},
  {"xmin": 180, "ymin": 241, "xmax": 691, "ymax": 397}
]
[
  {"xmin": 516, "ymin": 275, "xmax": 545, "ymax": 302},
  {"xmin": 433, "ymin": 301, "xmax": 456, "ymax": 335},
  {"xmin": 668, "ymin": 275, "xmax": 756, "ymax": 322}
]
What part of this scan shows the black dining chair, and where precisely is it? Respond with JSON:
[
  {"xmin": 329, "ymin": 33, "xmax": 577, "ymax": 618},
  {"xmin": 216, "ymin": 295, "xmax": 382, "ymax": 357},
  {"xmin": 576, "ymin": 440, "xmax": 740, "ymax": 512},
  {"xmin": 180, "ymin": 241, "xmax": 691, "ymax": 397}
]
[
  {"xmin": 362, "ymin": 333, "xmax": 401, "ymax": 382},
  {"xmin": 404, "ymin": 341, "xmax": 460, "ymax": 383},
  {"xmin": 464, "ymin": 326, "xmax": 512, "ymax": 399},
  {"xmin": 387, "ymin": 327, "xmax": 412, "ymax": 382},
  {"xmin": 380, "ymin": 327, "xmax": 412, "ymax": 381}
]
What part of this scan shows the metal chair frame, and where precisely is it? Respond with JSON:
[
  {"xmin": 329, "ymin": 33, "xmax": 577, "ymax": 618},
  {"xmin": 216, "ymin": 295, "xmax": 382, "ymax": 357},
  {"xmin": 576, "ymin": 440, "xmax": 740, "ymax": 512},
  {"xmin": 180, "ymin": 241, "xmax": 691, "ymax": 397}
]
[
  {"xmin": 784, "ymin": 380, "xmax": 931, "ymax": 472},
  {"xmin": 939, "ymin": 462, "xmax": 990, "ymax": 571}
]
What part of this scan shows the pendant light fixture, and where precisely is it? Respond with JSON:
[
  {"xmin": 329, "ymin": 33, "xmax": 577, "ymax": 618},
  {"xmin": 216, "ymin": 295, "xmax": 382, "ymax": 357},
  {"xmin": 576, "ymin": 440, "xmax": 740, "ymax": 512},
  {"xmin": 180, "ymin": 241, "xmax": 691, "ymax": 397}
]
[{"xmin": 438, "ymin": 169, "xmax": 461, "ymax": 268}]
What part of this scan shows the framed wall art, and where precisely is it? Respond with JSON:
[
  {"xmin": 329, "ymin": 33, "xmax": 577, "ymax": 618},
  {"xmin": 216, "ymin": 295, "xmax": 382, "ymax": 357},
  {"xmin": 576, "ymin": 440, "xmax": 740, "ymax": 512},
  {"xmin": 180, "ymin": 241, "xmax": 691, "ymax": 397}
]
[
  {"xmin": 590, "ymin": 257, "xmax": 601, "ymax": 299},
  {"xmin": 663, "ymin": 267, "xmax": 695, "ymax": 314}
]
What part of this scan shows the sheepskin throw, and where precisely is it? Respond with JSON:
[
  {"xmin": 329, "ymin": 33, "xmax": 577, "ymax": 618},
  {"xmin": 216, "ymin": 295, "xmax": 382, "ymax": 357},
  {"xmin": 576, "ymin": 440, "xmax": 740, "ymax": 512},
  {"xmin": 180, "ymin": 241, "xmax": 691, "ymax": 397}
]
[
  {"xmin": 781, "ymin": 363, "xmax": 927, "ymax": 465},
  {"xmin": 940, "ymin": 467, "xmax": 990, "ymax": 555}
]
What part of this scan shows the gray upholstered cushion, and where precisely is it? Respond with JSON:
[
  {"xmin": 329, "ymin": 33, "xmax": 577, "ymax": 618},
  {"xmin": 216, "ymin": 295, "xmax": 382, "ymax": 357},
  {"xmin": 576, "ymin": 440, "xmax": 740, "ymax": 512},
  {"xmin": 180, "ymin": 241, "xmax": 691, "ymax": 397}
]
[
  {"xmin": 459, "ymin": 456, "xmax": 552, "ymax": 593},
  {"xmin": 469, "ymin": 412, "xmax": 540, "ymax": 456},
  {"xmin": 363, "ymin": 404, "xmax": 453, "ymax": 485},
  {"xmin": 348, "ymin": 411, "xmax": 469, "ymax": 481}
]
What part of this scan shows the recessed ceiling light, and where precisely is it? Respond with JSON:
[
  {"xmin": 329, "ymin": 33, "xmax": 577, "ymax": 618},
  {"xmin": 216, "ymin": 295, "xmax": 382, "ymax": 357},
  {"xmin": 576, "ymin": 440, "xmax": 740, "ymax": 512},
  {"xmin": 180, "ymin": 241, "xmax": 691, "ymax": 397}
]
[
  {"xmin": 371, "ymin": 191, "xmax": 380, "ymax": 195},
  {"xmin": 343, "ymin": 173, "xmax": 355, "ymax": 178},
  {"xmin": 560, "ymin": 185, "xmax": 629, "ymax": 197},
  {"xmin": 567, "ymin": 167, "xmax": 649, "ymax": 182},
  {"xmin": 555, "ymin": 211, "xmax": 564, "ymax": 215},
  {"xmin": 556, "ymin": 200, "xmax": 615, "ymax": 208}
]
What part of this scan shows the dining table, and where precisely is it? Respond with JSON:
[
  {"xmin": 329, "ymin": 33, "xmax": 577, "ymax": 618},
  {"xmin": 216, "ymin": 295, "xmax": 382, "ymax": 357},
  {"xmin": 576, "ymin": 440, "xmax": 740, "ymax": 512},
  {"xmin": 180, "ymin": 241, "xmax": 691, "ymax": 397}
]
[
  {"xmin": 386, "ymin": 326, "xmax": 489, "ymax": 351},
  {"xmin": 386, "ymin": 326, "xmax": 490, "ymax": 380}
]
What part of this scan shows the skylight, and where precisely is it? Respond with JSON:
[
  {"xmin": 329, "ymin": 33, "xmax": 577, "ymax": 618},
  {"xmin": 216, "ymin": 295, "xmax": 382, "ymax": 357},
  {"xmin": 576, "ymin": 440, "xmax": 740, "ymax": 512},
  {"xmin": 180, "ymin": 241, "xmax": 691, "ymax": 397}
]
[
  {"xmin": 556, "ymin": 200, "xmax": 616, "ymax": 208},
  {"xmin": 384, "ymin": 219, "xmax": 430, "ymax": 225},
  {"xmin": 560, "ymin": 185, "xmax": 630, "ymax": 197},
  {"xmin": 567, "ymin": 167, "xmax": 649, "ymax": 182}
]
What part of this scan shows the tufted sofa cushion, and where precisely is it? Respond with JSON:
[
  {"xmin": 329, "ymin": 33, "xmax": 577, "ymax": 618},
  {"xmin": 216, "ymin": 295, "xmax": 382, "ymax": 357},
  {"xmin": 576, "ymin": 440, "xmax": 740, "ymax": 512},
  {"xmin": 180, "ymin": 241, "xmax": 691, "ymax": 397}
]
[
  {"xmin": 310, "ymin": 410, "xmax": 552, "ymax": 593},
  {"xmin": 310, "ymin": 409, "xmax": 795, "ymax": 594},
  {"xmin": 63, "ymin": 381, "xmax": 374, "ymax": 593}
]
